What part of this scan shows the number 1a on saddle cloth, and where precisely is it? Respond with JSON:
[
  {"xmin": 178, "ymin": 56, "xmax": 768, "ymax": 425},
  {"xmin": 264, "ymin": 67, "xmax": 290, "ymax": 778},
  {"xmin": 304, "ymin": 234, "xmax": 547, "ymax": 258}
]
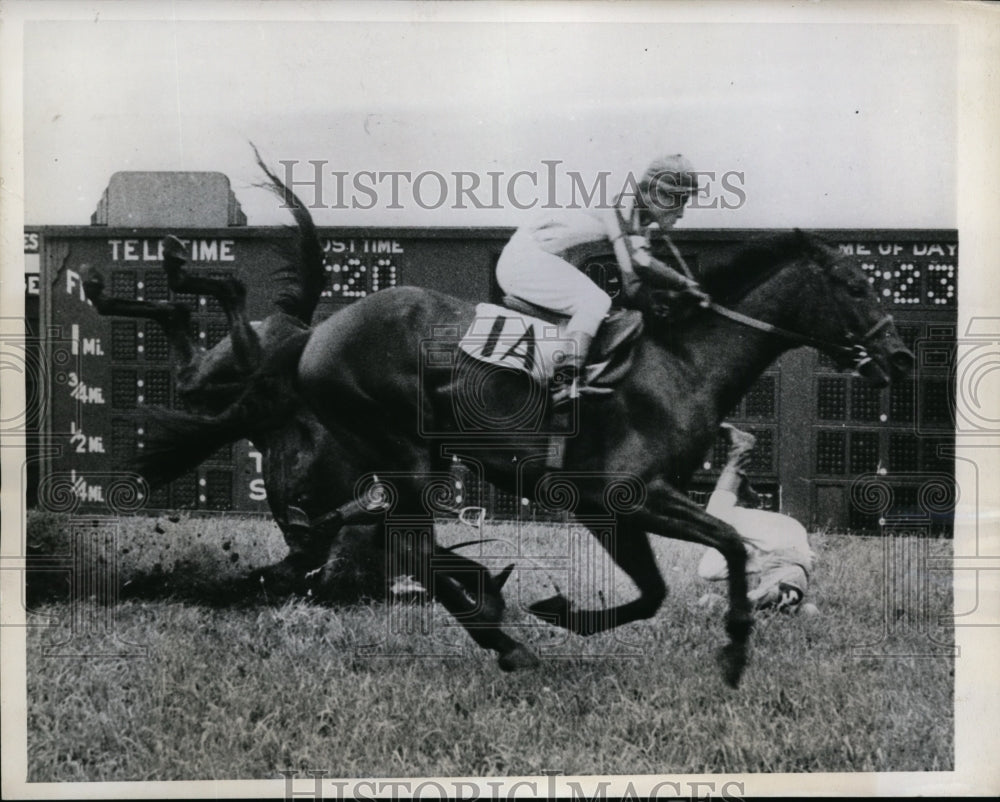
[{"xmin": 458, "ymin": 302, "xmax": 644, "ymax": 390}]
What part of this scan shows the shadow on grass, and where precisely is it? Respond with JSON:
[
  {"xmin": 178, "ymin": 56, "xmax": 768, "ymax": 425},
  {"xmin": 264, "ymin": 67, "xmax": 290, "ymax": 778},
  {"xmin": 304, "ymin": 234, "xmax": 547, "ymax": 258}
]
[{"xmin": 26, "ymin": 552, "xmax": 394, "ymax": 611}]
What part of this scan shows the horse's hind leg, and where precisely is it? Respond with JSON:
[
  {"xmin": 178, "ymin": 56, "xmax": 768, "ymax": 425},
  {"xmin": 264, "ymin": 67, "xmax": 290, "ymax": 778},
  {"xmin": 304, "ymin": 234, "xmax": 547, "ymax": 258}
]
[{"xmin": 389, "ymin": 513, "xmax": 537, "ymax": 671}]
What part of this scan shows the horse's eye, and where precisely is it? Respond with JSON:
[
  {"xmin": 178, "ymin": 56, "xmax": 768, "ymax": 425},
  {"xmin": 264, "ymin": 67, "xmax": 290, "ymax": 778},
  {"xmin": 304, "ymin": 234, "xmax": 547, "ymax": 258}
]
[{"xmin": 847, "ymin": 282, "xmax": 867, "ymax": 298}]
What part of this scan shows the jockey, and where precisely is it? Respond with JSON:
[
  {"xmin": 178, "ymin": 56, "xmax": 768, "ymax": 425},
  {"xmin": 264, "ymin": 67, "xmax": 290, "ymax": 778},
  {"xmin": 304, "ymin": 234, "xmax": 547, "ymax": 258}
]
[
  {"xmin": 698, "ymin": 424, "xmax": 817, "ymax": 614},
  {"xmin": 496, "ymin": 154, "xmax": 711, "ymax": 402}
]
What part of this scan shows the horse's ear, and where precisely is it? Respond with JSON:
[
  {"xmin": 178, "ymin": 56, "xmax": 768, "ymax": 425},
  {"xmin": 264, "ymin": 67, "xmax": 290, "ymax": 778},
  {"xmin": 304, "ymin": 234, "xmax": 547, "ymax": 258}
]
[{"xmin": 794, "ymin": 227, "xmax": 827, "ymax": 259}]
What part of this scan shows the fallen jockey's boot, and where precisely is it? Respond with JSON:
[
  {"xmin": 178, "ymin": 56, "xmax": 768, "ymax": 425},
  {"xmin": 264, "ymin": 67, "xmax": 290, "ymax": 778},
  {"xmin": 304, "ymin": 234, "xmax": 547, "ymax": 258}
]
[
  {"xmin": 720, "ymin": 422, "xmax": 757, "ymax": 472},
  {"xmin": 714, "ymin": 423, "xmax": 761, "ymax": 503},
  {"xmin": 736, "ymin": 474, "xmax": 764, "ymax": 510}
]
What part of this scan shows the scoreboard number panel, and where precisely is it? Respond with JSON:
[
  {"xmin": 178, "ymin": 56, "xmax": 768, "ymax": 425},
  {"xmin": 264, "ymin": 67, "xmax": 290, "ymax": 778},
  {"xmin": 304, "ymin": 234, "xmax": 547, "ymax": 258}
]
[{"xmin": 322, "ymin": 239, "xmax": 402, "ymax": 301}]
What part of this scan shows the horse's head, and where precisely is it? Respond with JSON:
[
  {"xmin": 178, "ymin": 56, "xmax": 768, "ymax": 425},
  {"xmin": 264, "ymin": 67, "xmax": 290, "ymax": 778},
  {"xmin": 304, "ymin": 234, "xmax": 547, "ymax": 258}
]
[
  {"xmin": 784, "ymin": 231, "xmax": 914, "ymax": 386},
  {"xmin": 691, "ymin": 230, "xmax": 914, "ymax": 388}
]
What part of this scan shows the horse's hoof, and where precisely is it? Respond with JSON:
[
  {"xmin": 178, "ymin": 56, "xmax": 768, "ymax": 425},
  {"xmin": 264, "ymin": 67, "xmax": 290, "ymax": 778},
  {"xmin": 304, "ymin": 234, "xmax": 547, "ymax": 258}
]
[
  {"xmin": 717, "ymin": 642, "xmax": 748, "ymax": 688},
  {"xmin": 527, "ymin": 593, "xmax": 572, "ymax": 628},
  {"xmin": 161, "ymin": 235, "xmax": 188, "ymax": 264},
  {"xmin": 498, "ymin": 645, "xmax": 539, "ymax": 672},
  {"xmin": 81, "ymin": 266, "xmax": 105, "ymax": 296}
]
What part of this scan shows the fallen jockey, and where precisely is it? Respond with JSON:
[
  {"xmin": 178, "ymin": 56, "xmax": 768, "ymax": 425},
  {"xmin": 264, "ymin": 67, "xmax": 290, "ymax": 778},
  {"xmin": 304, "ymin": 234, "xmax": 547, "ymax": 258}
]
[{"xmin": 697, "ymin": 424, "xmax": 818, "ymax": 614}]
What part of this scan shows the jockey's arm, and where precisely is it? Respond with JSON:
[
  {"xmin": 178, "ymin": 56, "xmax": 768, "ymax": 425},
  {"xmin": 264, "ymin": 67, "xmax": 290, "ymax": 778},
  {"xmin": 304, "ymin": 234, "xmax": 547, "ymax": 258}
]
[
  {"xmin": 631, "ymin": 246, "xmax": 698, "ymax": 292},
  {"xmin": 609, "ymin": 232, "xmax": 690, "ymax": 296},
  {"xmin": 603, "ymin": 209, "xmax": 706, "ymax": 303},
  {"xmin": 632, "ymin": 242, "xmax": 710, "ymax": 309},
  {"xmin": 697, "ymin": 547, "xmax": 729, "ymax": 581}
]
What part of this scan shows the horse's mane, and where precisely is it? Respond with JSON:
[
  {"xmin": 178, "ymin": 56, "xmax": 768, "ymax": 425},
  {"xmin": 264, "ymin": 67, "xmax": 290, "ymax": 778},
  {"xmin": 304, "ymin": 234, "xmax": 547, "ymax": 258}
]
[
  {"xmin": 252, "ymin": 146, "xmax": 326, "ymax": 324},
  {"xmin": 693, "ymin": 229, "xmax": 834, "ymax": 306}
]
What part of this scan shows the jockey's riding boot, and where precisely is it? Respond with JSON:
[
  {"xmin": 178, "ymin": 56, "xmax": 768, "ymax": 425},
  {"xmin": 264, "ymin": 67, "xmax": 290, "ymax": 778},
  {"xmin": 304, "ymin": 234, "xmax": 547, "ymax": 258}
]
[
  {"xmin": 552, "ymin": 331, "xmax": 609, "ymax": 407},
  {"xmin": 550, "ymin": 354, "xmax": 585, "ymax": 407}
]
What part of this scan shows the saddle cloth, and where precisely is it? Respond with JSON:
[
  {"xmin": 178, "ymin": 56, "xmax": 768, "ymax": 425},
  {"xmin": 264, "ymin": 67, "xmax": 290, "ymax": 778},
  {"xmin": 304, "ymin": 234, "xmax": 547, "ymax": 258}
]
[{"xmin": 458, "ymin": 301, "xmax": 643, "ymax": 389}]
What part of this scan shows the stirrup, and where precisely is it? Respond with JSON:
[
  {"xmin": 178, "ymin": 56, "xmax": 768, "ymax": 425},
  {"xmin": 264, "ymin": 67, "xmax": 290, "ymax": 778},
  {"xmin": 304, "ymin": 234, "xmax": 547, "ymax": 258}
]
[
  {"xmin": 550, "ymin": 375, "xmax": 612, "ymax": 407},
  {"xmin": 550, "ymin": 377, "xmax": 578, "ymax": 407}
]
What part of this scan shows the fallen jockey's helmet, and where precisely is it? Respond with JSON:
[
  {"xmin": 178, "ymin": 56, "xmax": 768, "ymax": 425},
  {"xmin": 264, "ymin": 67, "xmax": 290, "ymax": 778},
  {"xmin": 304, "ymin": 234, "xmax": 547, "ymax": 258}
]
[{"xmin": 748, "ymin": 554, "xmax": 810, "ymax": 612}]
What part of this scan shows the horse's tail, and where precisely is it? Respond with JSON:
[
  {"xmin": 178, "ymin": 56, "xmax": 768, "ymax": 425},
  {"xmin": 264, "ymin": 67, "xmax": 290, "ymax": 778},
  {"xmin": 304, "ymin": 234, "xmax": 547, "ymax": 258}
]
[
  {"xmin": 134, "ymin": 370, "xmax": 296, "ymax": 489},
  {"xmin": 251, "ymin": 143, "xmax": 326, "ymax": 325},
  {"xmin": 133, "ymin": 407, "xmax": 249, "ymax": 489}
]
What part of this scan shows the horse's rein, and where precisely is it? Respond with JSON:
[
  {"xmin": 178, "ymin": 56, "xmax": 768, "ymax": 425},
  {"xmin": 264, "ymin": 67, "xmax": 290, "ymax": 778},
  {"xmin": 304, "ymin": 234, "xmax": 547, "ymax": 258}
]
[
  {"xmin": 705, "ymin": 300, "xmax": 894, "ymax": 366},
  {"xmin": 614, "ymin": 209, "xmax": 890, "ymax": 365},
  {"xmin": 652, "ymin": 232, "xmax": 892, "ymax": 363}
]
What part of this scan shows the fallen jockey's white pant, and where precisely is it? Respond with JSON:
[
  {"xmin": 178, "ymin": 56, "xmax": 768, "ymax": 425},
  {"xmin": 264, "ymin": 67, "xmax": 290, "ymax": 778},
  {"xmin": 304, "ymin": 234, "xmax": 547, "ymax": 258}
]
[{"xmin": 698, "ymin": 489, "xmax": 815, "ymax": 602}]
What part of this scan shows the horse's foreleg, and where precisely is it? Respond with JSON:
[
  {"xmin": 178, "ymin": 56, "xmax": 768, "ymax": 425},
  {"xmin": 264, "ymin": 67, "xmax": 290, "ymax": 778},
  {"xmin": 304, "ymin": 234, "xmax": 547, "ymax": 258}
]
[
  {"xmin": 161, "ymin": 236, "xmax": 261, "ymax": 371},
  {"xmin": 526, "ymin": 476, "xmax": 752, "ymax": 686},
  {"xmin": 631, "ymin": 479, "xmax": 752, "ymax": 688}
]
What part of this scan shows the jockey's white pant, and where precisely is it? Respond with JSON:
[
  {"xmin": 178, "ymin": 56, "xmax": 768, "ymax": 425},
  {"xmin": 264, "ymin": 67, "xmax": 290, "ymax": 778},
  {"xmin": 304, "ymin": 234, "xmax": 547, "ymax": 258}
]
[
  {"xmin": 496, "ymin": 231, "xmax": 612, "ymax": 339},
  {"xmin": 698, "ymin": 488, "xmax": 813, "ymax": 601}
]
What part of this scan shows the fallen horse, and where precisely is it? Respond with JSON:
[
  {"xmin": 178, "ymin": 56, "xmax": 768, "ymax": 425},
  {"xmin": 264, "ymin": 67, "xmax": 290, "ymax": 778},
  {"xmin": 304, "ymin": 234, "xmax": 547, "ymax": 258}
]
[{"xmin": 83, "ymin": 153, "xmax": 499, "ymax": 603}]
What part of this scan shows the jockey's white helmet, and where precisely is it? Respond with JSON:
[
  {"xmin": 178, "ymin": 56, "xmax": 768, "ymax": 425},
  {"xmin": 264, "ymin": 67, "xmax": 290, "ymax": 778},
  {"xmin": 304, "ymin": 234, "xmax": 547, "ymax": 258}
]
[{"xmin": 640, "ymin": 154, "xmax": 699, "ymax": 195}]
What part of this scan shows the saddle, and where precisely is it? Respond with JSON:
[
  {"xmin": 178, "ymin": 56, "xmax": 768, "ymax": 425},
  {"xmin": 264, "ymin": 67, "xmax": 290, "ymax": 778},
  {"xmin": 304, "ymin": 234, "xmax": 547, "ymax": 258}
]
[{"xmin": 501, "ymin": 296, "xmax": 644, "ymax": 390}]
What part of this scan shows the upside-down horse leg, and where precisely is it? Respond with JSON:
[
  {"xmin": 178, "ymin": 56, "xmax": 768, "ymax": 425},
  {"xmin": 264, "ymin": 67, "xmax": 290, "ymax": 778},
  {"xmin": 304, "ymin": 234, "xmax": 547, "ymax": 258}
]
[
  {"xmin": 81, "ymin": 234, "xmax": 261, "ymax": 372},
  {"xmin": 160, "ymin": 236, "xmax": 261, "ymax": 372},
  {"xmin": 528, "ymin": 477, "xmax": 752, "ymax": 687},
  {"xmin": 82, "ymin": 267, "xmax": 196, "ymax": 365},
  {"xmin": 317, "ymin": 463, "xmax": 538, "ymax": 671}
]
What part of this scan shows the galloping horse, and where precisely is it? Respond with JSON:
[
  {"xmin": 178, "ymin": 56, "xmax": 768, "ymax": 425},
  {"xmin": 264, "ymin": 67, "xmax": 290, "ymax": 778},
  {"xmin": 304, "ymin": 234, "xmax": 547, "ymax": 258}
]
[{"xmin": 290, "ymin": 229, "xmax": 913, "ymax": 685}]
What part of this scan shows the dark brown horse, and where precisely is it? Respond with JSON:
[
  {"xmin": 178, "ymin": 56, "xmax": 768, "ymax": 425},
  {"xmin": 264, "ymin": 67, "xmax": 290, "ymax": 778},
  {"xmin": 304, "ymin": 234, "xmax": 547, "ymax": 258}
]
[{"xmin": 288, "ymin": 229, "xmax": 913, "ymax": 684}]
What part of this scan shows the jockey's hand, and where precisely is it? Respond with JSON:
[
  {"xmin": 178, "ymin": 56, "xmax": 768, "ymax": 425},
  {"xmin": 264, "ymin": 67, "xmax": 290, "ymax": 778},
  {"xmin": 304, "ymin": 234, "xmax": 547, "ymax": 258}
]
[{"xmin": 679, "ymin": 278, "xmax": 711, "ymax": 308}]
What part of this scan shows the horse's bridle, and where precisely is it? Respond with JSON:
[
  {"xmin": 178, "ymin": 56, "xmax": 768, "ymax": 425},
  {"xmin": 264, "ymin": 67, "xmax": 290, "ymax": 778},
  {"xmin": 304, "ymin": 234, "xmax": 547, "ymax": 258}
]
[
  {"xmin": 659, "ymin": 231, "xmax": 894, "ymax": 372},
  {"xmin": 705, "ymin": 301, "xmax": 895, "ymax": 372}
]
